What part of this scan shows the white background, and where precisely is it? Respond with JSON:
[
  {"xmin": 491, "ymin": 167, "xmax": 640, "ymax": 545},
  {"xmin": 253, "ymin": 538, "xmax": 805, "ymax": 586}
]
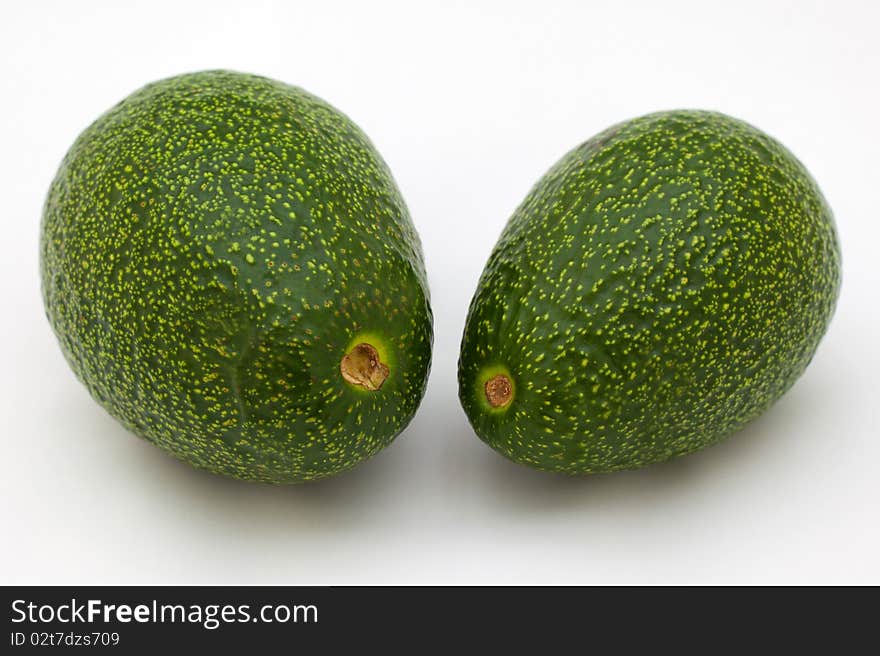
[{"xmin": 2, "ymin": 0, "xmax": 878, "ymax": 584}]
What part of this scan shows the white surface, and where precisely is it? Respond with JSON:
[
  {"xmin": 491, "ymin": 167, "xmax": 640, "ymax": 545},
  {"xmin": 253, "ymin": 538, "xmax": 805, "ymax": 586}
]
[{"xmin": 2, "ymin": 0, "xmax": 878, "ymax": 585}]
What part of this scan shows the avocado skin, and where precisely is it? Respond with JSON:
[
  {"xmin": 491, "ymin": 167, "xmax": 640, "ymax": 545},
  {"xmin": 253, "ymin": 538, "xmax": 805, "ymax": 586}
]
[
  {"xmin": 458, "ymin": 110, "xmax": 840, "ymax": 474},
  {"xmin": 41, "ymin": 70, "xmax": 432, "ymax": 483}
]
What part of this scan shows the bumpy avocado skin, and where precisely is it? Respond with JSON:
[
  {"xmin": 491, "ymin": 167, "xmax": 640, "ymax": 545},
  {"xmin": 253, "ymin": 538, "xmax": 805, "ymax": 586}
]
[
  {"xmin": 41, "ymin": 70, "xmax": 433, "ymax": 483},
  {"xmin": 459, "ymin": 110, "xmax": 840, "ymax": 474}
]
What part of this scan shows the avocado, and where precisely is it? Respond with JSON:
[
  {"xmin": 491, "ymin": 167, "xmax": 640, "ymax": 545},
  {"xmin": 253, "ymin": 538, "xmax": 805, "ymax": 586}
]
[
  {"xmin": 458, "ymin": 110, "xmax": 840, "ymax": 474},
  {"xmin": 41, "ymin": 70, "xmax": 433, "ymax": 483}
]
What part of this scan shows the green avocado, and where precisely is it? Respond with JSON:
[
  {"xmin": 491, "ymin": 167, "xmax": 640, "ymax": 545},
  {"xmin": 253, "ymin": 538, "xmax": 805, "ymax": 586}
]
[
  {"xmin": 41, "ymin": 70, "xmax": 433, "ymax": 483},
  {"xmin": 458, "ymin": 110, "xmax": 840, "ymax": 474}
]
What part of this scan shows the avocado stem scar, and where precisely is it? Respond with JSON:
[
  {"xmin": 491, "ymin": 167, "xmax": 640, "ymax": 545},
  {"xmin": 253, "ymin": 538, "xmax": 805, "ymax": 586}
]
[
  {"xmin": 485, "ymin": 374, "xmax": 513, "ymax": 408},
  {"xmin": 341, "ymin": 343, "xmax": 389, "ymax": 391}
]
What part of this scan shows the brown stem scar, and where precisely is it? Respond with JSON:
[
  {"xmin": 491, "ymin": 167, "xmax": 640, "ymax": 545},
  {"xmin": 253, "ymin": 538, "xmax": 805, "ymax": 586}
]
[
  {"xmin": 340, "ymin": 343, "xmax": 389, "ymax": 391},
  {"xmin": 485, "ymin": 374, "xmax": 513, "ymax": 408}
]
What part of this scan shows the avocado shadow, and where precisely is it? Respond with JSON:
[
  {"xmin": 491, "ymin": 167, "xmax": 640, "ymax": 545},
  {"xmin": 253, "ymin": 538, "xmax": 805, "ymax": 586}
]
[
  {"xmin": 75, "ymin": 360, "xmax": 829, "ymax": 540},
  {"xmin": 452, "ymin": 372, "xmax": 824, "ymax": 517},
  {"xmin": 92, "ymin": 406, "xmax": 414, "ymax": 537}
]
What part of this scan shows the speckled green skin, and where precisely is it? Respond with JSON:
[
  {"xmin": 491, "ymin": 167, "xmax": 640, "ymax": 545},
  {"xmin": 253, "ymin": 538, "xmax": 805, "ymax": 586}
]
[
  {"xmin": 459, "ymin": 110, "xmax": 840, "ymax": 474},
  {"xmin": 41, "ymin": 71, "xmax": 432, "ymax": 483}
]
